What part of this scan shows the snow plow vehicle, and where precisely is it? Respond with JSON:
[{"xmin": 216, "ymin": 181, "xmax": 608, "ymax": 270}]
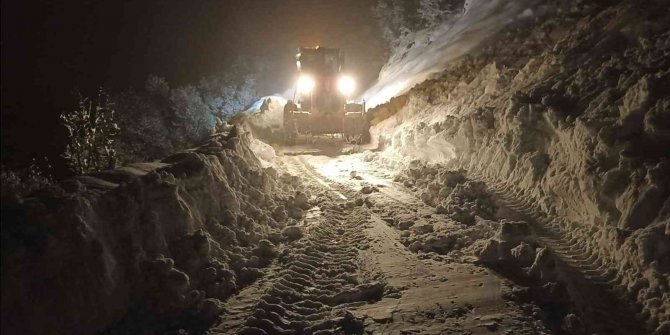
[{"xmin": 283, "ymin": 46, "xmax": 368, "ymax": 143}]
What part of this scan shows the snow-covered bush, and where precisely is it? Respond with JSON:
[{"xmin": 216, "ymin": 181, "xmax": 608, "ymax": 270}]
[
  {"xmin": 114, "ymin": 73, "xmax": 256, "ymax": 163},
  {"xmin": 114, "ymin": 88, "xmax": 175, "ymax": 163},
  {"xmin": 61, "ymin": 89, "xmax": 119, "ymax": 174},
  {"xmin": 0, "ymin": 160, "xmax": 53, "ymax": 201},
  {"xmin": 169, "ymin": 85, "xmax": 217, "ymax": 145},
  {"xmin": 198, "ymin": 73, "xmax": 257, "ymax": 120}
]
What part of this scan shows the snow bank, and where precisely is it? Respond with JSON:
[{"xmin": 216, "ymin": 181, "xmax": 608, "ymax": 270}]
[
  {"xmin": 1, "ymin": 127, "xmax": 306, "ymax": 334},
  {"xmin": 369, "ymin": 1, "xmax": 669, "ymax": 331},
  {"xmin": 243, "ymin": 95, "xmax": 288, "ymax": 129}
]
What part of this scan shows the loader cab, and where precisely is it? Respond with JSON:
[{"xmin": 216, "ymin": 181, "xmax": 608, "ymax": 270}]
[{"xmin": 297, "ymin": 47, "xmax": 342, "ymax": 75}]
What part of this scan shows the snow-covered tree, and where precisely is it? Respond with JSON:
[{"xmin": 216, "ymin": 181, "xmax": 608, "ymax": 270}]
[
  {"xmin": 374, "ymin": 0, "xmax": 419, "ymax": 47},
  {"xmin": 374, "ymin": 0, "xmax": 465, "ymax": 48},
  {"xmin": 198, "ymin": 73, "xmax": 257, "ymax": 120},
  {"xmin": 427, "ymin": 0, "xmax": 464, "ymax": 26},
  {"xmin": 61, "ymin": 89, "xmax": 119, "ymax": 174},
  {"xmin": 114, "ymin": 87, "xmax": 174, "ymax": 162},
  {"xmin": 419, "ymin": 0, "xmax": 444, "ymax": 28},
  {"xmin": 169, "ymin": 85, "xmax": 216, "ymax": 144},
  {"xmin": 112, "ymin": 68, "xmax": 257, "ymax": 163}
]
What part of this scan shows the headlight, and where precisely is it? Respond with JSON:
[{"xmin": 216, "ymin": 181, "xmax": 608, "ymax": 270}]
[
  {"xmin": 297, "ymin": 75, "xmax": 315, "ymax": 93},
  {"xmin": 338, "ymin": 75, "xmax": 355, "ymax": 96}
]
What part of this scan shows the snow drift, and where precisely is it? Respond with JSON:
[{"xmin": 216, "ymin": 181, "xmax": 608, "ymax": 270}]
[
  {"xmin": 1, "ymin": 127, "xmax": 306, "ymax": 334},
  {"xmin": 367, "ymin": 0, "xmax": 669, "ymax": 332}
]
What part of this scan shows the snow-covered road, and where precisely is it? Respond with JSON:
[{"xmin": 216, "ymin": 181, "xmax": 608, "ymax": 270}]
[
  {"xmin": 211, "ymin": 153, "xmax": 549, "ymax": 334},
  {"xmin": 212, "ymin": 148, "xmax": 648, "ymax": 334}
]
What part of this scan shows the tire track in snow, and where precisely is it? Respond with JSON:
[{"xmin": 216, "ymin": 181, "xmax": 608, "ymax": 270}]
[
  {"xmin": 470, "ymin": 172, "xmax": 648, "ymax": 335},
  {"xmin": 293, "ymin": 152, "xmax": 646, "ymax": 334},
  {"xmin": 287, "ymin": 155, "xmax": 545, "ymax": 334},
  {"xmin": 212, "ymin": 157, "xmax": 382, "ymax": 334},
  {"xmin": 238, "ymin": 208, "xmax": 381, "ymax": 334}
]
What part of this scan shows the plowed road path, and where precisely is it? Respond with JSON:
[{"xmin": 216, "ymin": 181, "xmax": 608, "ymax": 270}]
[{"xmin": 212, "ymin": 153, "xmax": 546, "ymax": 335}]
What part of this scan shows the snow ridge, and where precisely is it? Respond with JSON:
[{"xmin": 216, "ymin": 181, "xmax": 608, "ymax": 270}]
[
  {"xmin": 368, "ymin": 1, "xmax": 670, "ymax": 332},
  {"xmin": 1, "ymin": 127, "xmax": 306, "ymax": 334}
]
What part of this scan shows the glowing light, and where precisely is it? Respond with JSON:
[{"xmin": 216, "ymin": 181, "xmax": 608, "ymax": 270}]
[
  {"xmin": 337, "ymin": 75, "xmax": 355, "ymax": 96},
  {"xmin": 297, "ymin": 75, "xmax": 315, "ymax": 93}
]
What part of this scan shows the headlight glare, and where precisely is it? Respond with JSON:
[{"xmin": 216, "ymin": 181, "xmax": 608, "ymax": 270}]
[
  {"xmin": 297, "ymin": 75, "xmax": 315, "ymax": 93},
  {"xmin": 338, "ymin": 75, "xmax": 355, "ymax": 96}
]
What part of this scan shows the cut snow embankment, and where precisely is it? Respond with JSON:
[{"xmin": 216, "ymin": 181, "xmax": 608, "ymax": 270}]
[
  {"xmin": 366, "ymin": 1, "xmax": 669, "ymax": 332},
  {"xmin": 1, "ymin": 126, "xmax": 309, "ymax": 334}
]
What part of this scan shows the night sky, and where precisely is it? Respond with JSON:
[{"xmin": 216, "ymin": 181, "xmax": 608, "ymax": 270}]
[{"xmin": 1, "ymin": 0, "xmax": 385, "ymax": 170}]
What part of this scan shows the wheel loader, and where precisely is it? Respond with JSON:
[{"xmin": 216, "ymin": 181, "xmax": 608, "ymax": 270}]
[{"xmin": 283, "ymin": 46, "xmax": 368, "ymax": 143}]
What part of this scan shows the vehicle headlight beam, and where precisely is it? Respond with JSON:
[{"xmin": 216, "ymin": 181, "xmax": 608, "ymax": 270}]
[
  {"xmin": 297, "ymin": 75, "xmax": 315, "ymax": 94},
  {"xmin": 338, "ymin": 75, "xmax": 355, "ymax": 96}
]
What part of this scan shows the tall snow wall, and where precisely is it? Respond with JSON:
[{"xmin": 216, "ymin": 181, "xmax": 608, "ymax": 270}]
[
  {"xmin": 1, "ymin": 127, "xmax": 300, "ymax": 334},
  {"xmin": 369, "ymin": 1, "xmax": 669, "ymax": 331}
]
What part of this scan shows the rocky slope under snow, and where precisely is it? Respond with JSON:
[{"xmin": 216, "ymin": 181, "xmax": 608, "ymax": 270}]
[
  {"xmin": 368, "ymin": 0, "xmax": 669, "ymax": 332},
  {"xmin": 1, "ymin": 127, "xmax": 310, "ymax": 334}
]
